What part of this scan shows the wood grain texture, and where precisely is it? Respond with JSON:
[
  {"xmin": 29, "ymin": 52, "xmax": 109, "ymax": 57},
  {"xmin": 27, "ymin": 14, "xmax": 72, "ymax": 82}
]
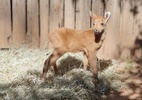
[
  {"xmin": 91, "ymin": 0, "xmax": 104, "ymax": 28},
  {"xmin": 49, "ymin": 0, "xmax": 64, "ymax": 33},
  {"xmin": 64, "ymin": 0, "xmax": 75, "ymax": 29},
  {"xmin": 0, "ymin": 0, "xmax": 11, "ymax": 48},
  {"xmin": 132, "ymin": 0, "xmax": 142, "ymax": 59},
  {"xmin": 12, "ymin": 0, "xmax": 26, "ymax": 47},
  {"xmin": 120, "ymin": 0, "xmax": 134, "ymax": 58},
  {"xmin": 40, "ymin": 0, "xmax": 49, "ymax": 48},
  {"xmin": 27, "ymin": 0, "xmax": 39, "ymax": 48},
  {"xmin": 76, "ymin": 0, "xmax": 91, "ymax": 30},
  {"xmin": 92, "ymin": 0, "xmax": 104, "ymax": 16},
  {"xmin": 97, "ymin": 0, "xmax": 121, "ymax": 59}
]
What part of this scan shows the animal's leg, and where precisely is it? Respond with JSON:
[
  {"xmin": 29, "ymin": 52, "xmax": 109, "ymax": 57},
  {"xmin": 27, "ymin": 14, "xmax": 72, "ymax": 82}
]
[
  {"xmin": 52, "ymin": 63, "xmax": 58, "ymax": 76},
  {"xmin": 51, "ymin": 50, "xmax": 65, "ymax": 76},
  {"xmin": 83, "ymin": 54, "xmax": 88, "ymax": 70},
  {"xmin": 88, "ymin": 51, "xmax": 98, "ymax": 80},
  {"xmin": 41, "ymin": 54, "xmax": 52, "ymax": 82},
  {"xmin": 83, "ymin": 50, "xmax": 89, "ymax": 70},
  {"xmin": 41, "ymin": 50, "xmax": 61, "ymax": 82}
]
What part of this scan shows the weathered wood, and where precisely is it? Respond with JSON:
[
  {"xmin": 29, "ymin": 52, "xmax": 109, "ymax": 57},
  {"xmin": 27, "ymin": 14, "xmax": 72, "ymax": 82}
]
[
  {"xmin": 40, "ymin": 0, "xmax": 49, "ymax": 49},
  {"xmin": 120, "ymin": 0, "xmax": 134, "ymax": 58},
  {"xmin": 0, "ymin": 0, "xmax": 11, "ymax": 48},
  {"xmin": 49, "ymin": 0, "xmax": 64, "ymax": 33},
  {"xmin": 0, "ymin": 0, "xmax": 141, "ymax": 59},
  {"xmin": 92, "ymin": 0, "xmax": 104, "ymax": 16},
  {"xmin": 12, "ymin": 0, "xmax": 26, "ymax": 47},
  {"xmin": 133, "ymin": 0, "xmax": 142, "ymax": 59},
  {"xmin": 97, "ymin": 0, "xmax": 121, "ymax": 60},
  {"xmin": 91, "ymin": 0, "xmax": 104, "ymax": 28},
  {"xmin": 27, "ymin": 0, "xmax": 39, "ymax": 48},
  {"xmin": 64, "ymin": 0, "xmax": 75, "ymax": 29},
  {"xmin": 76, "ymin": 0, "xmax": 91, "ymax": 30}
]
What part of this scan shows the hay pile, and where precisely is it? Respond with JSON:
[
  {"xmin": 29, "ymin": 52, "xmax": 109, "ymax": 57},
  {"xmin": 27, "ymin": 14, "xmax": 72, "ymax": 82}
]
[{"xmin": 0, "ymin": 46, "xmax": 125, "ymax": 100}]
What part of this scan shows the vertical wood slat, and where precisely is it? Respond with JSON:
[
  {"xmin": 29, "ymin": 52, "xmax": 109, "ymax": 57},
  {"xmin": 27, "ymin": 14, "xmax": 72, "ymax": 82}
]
[
  {"xmin": 97, "ymin": 0, "xmax": 121, "ymax": 59},
  {"xmin": 40, "ymin": 0, "xmax": 49, "ymax": 49},
  {"xmin": 12, "ymin": 0, "xmax": 26, "ymax": 47},
  {"xmin": 91, "ymin": 0, "xmax": 104, "ymax": 28},
  {"xmin": 120, "ymin": 0, "xmax": 134, "ymax": 58},
  {"xmin": 0, "ymin": 0, "xmax": 141, "ymax": 59},
  {"xmin": 64, "ymin": 0, "xmax": 75, "ymax": 29},
  {"xmin": 92, "ymin": 0, "xmax": 104, "ymax": 16},
  {"xmin": 49, "ymin": 0, "xmax": 64, "ymax": 33},
  {"xmin": 76, "ymin": 0, "xmax": 91, "ymax": 30},
  {"xmin": 133, "ymin": 0, "xmax": 142, "ymax": 59},
  {"xmin": 0, "ymin": 0, "xmax": 11, "ymax": 48},
  {"xmin": 27, "ymin": 0, "xmax": 39, "ymax": 48}
]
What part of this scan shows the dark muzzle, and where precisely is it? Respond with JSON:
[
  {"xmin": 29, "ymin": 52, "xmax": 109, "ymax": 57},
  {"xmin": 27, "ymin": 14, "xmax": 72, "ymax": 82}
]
[
  {"xmin": 94, "ymin": 29, "xmax": 104, "ymax": 35},
  {"xmin": 94, "ymin": 29, "xmax": 105, "ymax": 43}
]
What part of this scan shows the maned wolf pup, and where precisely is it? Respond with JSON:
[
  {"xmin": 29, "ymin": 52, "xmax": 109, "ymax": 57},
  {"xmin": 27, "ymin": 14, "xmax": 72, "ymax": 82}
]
[{"xmin": 41, "ymin": 11, "xmax": 111, "ymax": 82}]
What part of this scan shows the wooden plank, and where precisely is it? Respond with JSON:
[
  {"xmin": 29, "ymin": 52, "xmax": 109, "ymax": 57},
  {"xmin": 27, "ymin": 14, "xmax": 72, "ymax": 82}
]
[
  {"xmin": 76, "ymin": 0, "xmax": 91, "ymax": 30},
  {"xmin": 133, "ymin": 0, "xmax": 142, "ymax": 59},
  {"xmin": 91, "ymin": 0, "xmax": 104, "ymax": 28},
  {"xmin": 40, "ymin": 0, "xmax": 49, "ymax": 49},
  {"xmin": 0, "ymin": 0, "xmax": 11, "ymax": 48},
  {"xmin": 12, "ymin": 0, "xmax": 26, "ymax": 47},
  {"xmin": 64, "ymin": 0, "xmax": 75, "ymax": 29},
  {"xmin": 97, "ymin": 0, "xmax": 121, "ymax": 59},
  {"xmin": 92, "ymin": 0, "xmax": 104, "ymax": 16},
  {"xmin": 27, "ymin": 0, "xmax": 39, "ymax": 48},
  {"xmin": 49, "ymin": 0, "xmax": 64, "ymax": 33},
  {"xmin": 120, "ymin": 0, "xmax": 134, "ymax": 58}
]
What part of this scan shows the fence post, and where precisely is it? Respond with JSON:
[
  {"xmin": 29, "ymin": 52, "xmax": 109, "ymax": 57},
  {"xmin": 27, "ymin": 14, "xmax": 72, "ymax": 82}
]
[
  {"xmin": 40, "ymin": 0, "xmax": 49, "ymax": 49},
  {"xmin": 27, "ymin": 0, "xmax": 39, "ymax": 48},
  {"xmin": 12, "ymin": 0, "xmax": 26, "ymax": 47},
  {"xmin": 75, "ymin": 0, "xmax": 91, "ymax": 30},
  {"xmin": 132, "ymin": 0, "xmax": 142, "ymax": 59},
  {"xmin": 97, "ymin": 0, "xmax": 121, "ymax": 60},
  {"xmin": 49, "ymin": 0, "xmax": 64, "ymax": 33},
  {"xmin": 0, "ymin": 0, "xmax": 11, "ymax": 48},
  {"xmin": 64, "ymin": 0, "xmax": 76, "ymax": 29},
  {"xmin": 120, "ymin": 0, "xmax": 135, "ymax": 59}
]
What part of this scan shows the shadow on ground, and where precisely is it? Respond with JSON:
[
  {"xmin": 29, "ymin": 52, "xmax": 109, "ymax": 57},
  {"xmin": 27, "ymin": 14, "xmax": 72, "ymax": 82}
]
[{"xmin": 103, "ymin": 62, "xmax": 142, "ymax": 100}]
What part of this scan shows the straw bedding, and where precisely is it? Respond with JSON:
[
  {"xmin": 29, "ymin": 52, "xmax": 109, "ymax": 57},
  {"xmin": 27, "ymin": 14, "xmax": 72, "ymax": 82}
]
[{"xmin": 0, "ymin": 46, "xmax": 125, "ymax": 100}]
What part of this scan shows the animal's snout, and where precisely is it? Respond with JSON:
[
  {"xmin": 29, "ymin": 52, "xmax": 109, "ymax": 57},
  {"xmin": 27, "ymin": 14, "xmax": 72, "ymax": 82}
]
[
  {"xmin": 94, "ymin": 29, "xmax": 105, "ymax": 34},
  {"xmin": 94, "ymin": 29, "xmax": 98, "ymax": 33}
]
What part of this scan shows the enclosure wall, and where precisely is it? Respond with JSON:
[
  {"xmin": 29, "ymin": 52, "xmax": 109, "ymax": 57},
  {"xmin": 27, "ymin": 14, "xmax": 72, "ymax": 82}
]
[{"xmin": 0, "ymin": 0, "xmax": 142, "ymax": 59}]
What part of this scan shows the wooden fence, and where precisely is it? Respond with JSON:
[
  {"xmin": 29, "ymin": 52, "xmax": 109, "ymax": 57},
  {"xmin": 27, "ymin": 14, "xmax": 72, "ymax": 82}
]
[{"xmin": 0, "ymin": 0, "xmax": 142, "ymax": 60}]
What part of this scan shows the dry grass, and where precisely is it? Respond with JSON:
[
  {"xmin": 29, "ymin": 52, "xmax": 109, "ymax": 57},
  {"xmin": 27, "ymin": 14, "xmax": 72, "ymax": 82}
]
[{"xmin": 0, "ymin": 46, "xmax": 126, "ymax": 100}]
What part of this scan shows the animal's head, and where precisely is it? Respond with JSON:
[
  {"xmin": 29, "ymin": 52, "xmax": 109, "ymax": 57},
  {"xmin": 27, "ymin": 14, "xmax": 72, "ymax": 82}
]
[{"xmin": 89, "ymin": 11, "xmax": 111, "ymax": 34}]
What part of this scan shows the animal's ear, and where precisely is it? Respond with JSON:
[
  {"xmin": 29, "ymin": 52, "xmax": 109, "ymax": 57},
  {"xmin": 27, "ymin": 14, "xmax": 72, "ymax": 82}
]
[
  {"xmin": 104, "ymin": 12, "xmax": 111, "ymax": 23},
  {"xmin": 89, "ymin": 11, "xmax": 97, "ymax": 19}
]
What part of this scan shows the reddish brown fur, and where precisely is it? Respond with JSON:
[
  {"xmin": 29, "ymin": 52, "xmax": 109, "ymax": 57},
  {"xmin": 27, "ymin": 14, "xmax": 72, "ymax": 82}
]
[{"xmin": 41, "ymin": 12, "xmax": 111, "ymax": 82}]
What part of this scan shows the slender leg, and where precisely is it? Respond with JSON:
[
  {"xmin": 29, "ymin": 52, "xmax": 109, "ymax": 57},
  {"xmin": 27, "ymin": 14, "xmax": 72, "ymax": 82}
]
[
  {"xmin": 52, "ymin": 64, "xmax": 58, "ymax": 76},
  {"xmin": 83, "ymin": 52, "xmax": 88, "ymax": 70},
  {"xmin": 41, "ymin": 50, "xmax": 61, "ymax": 82},
  {"xmin": 88, "ymin": 51, "xmax": 98, "ymax": 80},
  {"xmin": 41, "ymin": 54, "xmax": 52, "ymax": 82}
]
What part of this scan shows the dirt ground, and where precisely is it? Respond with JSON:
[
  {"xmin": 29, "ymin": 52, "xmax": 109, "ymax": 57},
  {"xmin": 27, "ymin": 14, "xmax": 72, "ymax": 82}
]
[
  {"xmin": 103, "ymin": 62, "xmax": 142, "ymax": 100},
  {"xmin": 0, "ymin": 47, "xmax": 142, "ymax": 100}
]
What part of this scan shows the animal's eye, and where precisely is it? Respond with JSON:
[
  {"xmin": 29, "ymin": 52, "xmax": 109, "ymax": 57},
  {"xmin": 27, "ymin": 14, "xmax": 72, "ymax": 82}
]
[{"xmin": 101, "ymin": 23, "xmax": 104, "ymax": 26}]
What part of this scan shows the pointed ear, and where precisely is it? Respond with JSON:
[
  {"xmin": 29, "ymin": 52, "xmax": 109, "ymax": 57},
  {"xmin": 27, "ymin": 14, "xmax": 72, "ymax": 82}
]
[
  {"xmin": 104, "ymin": 12, "xmax": 111, "ymax": 23},
  {"xmin": 89, "ymin": 11, "xmax": 97, "ymax": 19}
]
